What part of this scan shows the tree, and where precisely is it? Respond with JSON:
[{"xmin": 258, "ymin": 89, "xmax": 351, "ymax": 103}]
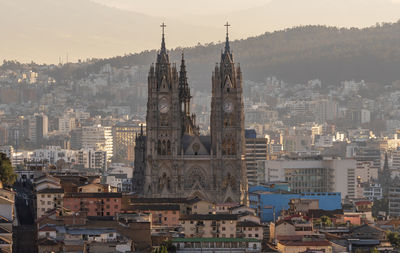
[
  {"xmin": 0, "ymin": 153, "xmax": 17, "ymax": 186},
  {"xmin": 387, "ymin": 231, "xmax": 400, "ymax": 247},
  {"xmin": 370, "ymin": 248, "xmax": 379, "ymax": 253}
]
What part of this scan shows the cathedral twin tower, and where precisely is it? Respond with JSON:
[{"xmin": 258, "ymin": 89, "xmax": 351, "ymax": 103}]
[{"xmin": 134, "ymin": 23, "xmax": 247, "ymax": 204}]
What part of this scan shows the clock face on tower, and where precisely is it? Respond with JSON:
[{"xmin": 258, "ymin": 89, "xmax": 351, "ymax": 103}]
[
  {"xmin": 223, "ymin": 100, "xmax": 233, "ymax": 113},
  {"xmin": 159, "ymin": 97, "xmax": 170, "ymax": 113}
]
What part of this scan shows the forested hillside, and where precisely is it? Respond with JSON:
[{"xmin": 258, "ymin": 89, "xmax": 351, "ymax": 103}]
[{"xmin": 48, "ymin": 21, "xmax": 400, "ymax": 88}]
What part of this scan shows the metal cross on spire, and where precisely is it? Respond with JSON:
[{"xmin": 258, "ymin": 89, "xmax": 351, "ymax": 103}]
[
  {"xmin": 224, "ymin": 22, "xmax": 230, "ymax": 36},
  {"xmin": 160, "ymin": 22, "xmax": 167, "ymax": 53},
  {"xmin": 161, "ymin": 22, "xmax": 167, "ymax": 36}
]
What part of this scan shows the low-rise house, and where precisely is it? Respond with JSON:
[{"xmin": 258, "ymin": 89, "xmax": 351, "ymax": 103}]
[
  {"xmin": 77, "ymin": 183, "xmax": 117, "ymax": 193},
  {"xmin": 63, "ymin": 192, "xmax": 122, "ymax": 216},
  {"xmin": 277, "ymin": 237, "xmax": 332, "ymax": 253},
  {"xmin": 123, "ymin": 204, "xmax": 180, "ymax": 227},
  {"xmin": 172, "ymin": 237, "xmax": 261, "ymax": 252},
  {"xmin": 236, "ymin": 221, "xmax": 263, "ymax": 239},
  {"xmin": 346, "ymin": 224, "xmax": 392, "ymax": 252},
  {"xmin": 36, "ymin": 188, "xmax": 64, "ymax": 219},
  {"xmin": 180, "ymin": 214, "xmax": 238, "ymax": 238}
]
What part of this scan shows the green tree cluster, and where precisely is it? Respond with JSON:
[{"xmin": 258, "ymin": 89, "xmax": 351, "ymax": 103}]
[{"xmin": 0, "ymin": 153, "xmax": 17, "ymax": 186}]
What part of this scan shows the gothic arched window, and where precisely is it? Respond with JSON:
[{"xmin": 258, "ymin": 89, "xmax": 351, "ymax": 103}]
[
  {"xmin": 157, "ymin": 140, "xmax": 161, "ymax": 155},
  {"xmin": 162, "ymin": 140, "xmax": 166, "ymax": 155},
  {"xmin": 167, "ymin": 140, "xmax": 171, "ymax": 155}
]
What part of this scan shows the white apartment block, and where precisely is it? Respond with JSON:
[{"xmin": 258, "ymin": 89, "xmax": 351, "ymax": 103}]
[
  {"xmin": 82, "ymin": 125, "xmax": 113, "ymax": 162},
  {"xmin": 263, "ymin": 158, "xmax": 357, "ymax": 199},
  {"xmin": 77, "ymin": 148, "xmax": 107, "ymax": 171},
  {"xmin": 30, "ymin": 146, "xmax": 77, "ymax": 165}
]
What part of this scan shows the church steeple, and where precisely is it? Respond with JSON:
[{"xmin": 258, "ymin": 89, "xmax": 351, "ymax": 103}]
[
  {"xmin": 157, "ymin": 22, "xmax": 169, "ymax": 66},
  {"xmin": 160, "ymin": 22, "xmax": 167, "ymax": 54},
  {"xmin": 221, "ymin": 22, "xmax": 233, "ymax": 64},
  {"xmin": 224, "ymin": 21, "xmax": 231, "ymax": 54}
]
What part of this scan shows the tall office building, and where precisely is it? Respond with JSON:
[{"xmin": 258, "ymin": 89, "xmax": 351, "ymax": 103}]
[
  {"xmin": 245, "ymin": 129, "xmax": 268, "ymax": 186},
  {"xmin": 112, "ymin": 122, "xmax": 143, "ymax": 162}
]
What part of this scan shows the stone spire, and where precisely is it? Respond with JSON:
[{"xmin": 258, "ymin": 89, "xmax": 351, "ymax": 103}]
[
  {"xmin": 179, "ymin": 52, "xmax": 190, "ymax": 96},
  {"xmin": 160, "ymin": 22, "xmax": 167, "ymax": 54},
  {"xmin": 224, "ymin": 21, "xmax": 231, "ymax": 54}
]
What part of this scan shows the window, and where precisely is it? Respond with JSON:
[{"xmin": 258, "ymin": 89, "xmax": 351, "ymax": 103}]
[
  {"xmin": 114, "ymin": 199, "xmax": 118, "ymax": 202},
  {"xmin": 114, "ymin": 205, "xmax": 118, "ymax": 209},
  {"xmin": 106, "ymin": 205, "xmax": 110, "ymax": 209},
  {"xmin": 106, "ymin": 198, "xmax": 110, "ymax": 202},
  {"xmin": 106, "ymin": 212, "xmax": 110, "ymax": 216},
  {"xmin": 194, "ymin": 205, "xmax": 197, "ymax": 209},
  {"xmin": 253, "ymin": 244, "xmax": 257, "ymax": 249},
  {"xmin": 222, "ymin": 227, "xmax": 226, "ymax": 231},
  {"xmin": 164, "ymin": 217, "xmax": 167, "ymax": 221},
  {"xmin": 109, "ymin": 233, "xmax": 113, "ymax": 237},
  {"xmin": 255, "ymin": 234, "xmax": 258, "ymax": 238},
  {"xmin": 47, "ymin": 195, "xmax": 51, "ymax": 198},
  {"xmin": 45, "ymin": 232, "xmax": 50, "ymax": 237}
]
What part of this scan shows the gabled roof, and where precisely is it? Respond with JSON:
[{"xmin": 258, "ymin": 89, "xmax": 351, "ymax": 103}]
[
  {"xmin": 129, "ymin": 204, "xmax": 180, "ymax": 211},
  {"xmin": 180, "ymin": 214, "xmax": 238, "ymax": 221},
  {"xmin": 130, "ymin": 197, "xmax": 194, "ymax": 204},
  {"xmin": 64, "ymin": 192, "xmax": 122, "ymax": 198},
  {"xmin": 0, "ymin": 216, "xmax": 11, "ymax": 224},
  {"xmin": 237, "ymin": 221, "xmax": 262, "ymax": 227},
  {"xmin": 39, "ymin": 225, "xmax": 57, "ymax": 232},
  {"xmin": 37, "ymin": 188, "xmax": 64, "ymax": 194},
  {"xmin": 181, "ymin": 134, "xmax": 211, "ymax": 154},
  {"xmin": 278, "ymin": 240, "xmax": 331, "ymax": 247},
  {"xmin": 0, "ymin": 196, "xmax": 13, "ymax": 205},
  {"xmin": 308, "ymin": 209, "xmax": 343, "ymax": 218},
  {"xmin": 37, "ymin": 237, "xmax": 60, "ymax": 246}
]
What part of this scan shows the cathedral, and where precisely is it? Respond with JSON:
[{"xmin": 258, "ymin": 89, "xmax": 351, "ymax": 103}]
[{"xmin": 134, "ymin": 23, "xmax": 247, "ymax": 204}]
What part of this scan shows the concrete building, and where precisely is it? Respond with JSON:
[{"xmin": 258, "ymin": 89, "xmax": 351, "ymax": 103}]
[
  {"xmin": 262, "ymin": 158, "xmax": 357, "ymax": 198},
  {"xmin": 76, "ymin": 148, "xmax": 107, "ymax": 171},
  {"xmin": 58, "ymin": 115, "xmax": 76, "ymax": 134},
  {"xmin": 172, "ymin": 238, "xmax": 261, "ymax": 252},
  {"xmin": 245, "ymin": 130, "xmax": 268, "ymax": 186},
  {"xmin": 112, "ymin": 122, "xmax": 142, "ymax": 162},
  {"xmin": 36, "ymin": 188, "xmax": 64, "ymax": 219},
  {"xmin": 82, "ymin": 125, "xmax": 113, "ymax": 162},
  {"xmin": 63, "ymin": 192, "xmax": 122, "ymax": 217},
  {"xmin": 180, "ymin": 214, "xmax": 238, "ymax": 238},
  {"xmin": 26, "ymin": 113, "xmax": 48, "ymax": 146},
  {"xmin": 30, "ymin": 146, "xmax": 76, "ymax": 165},
  {"xmin": 249, "ymin": 188, "xmax": 342, "ymax": 222}
]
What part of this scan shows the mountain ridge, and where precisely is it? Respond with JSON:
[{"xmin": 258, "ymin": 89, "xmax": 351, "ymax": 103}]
[{"xmin": 56, "ymin": 22, "xmax": 400, "ymax": 88}]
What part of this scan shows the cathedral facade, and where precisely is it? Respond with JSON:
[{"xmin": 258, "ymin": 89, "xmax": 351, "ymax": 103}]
[{"xmin": 134, "ymin": 24, "xmax": 247, "ymax": 204}]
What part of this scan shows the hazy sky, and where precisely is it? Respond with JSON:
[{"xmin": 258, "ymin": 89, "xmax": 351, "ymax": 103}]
[{"xmin": 1, "ymin": 0, "xmax": 400, "ymax": 63}]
